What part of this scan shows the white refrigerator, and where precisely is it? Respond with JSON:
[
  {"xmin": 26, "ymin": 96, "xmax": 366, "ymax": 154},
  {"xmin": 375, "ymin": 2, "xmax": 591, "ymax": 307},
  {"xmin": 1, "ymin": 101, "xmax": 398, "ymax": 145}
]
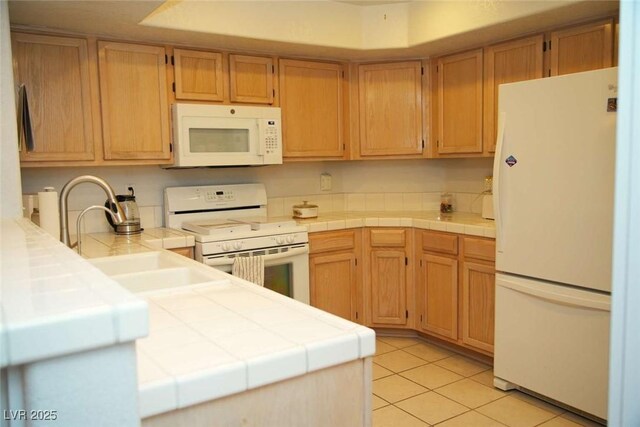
[{"xmin": 492, "ymin": 67, "xmax": 617, "ymax": 421}]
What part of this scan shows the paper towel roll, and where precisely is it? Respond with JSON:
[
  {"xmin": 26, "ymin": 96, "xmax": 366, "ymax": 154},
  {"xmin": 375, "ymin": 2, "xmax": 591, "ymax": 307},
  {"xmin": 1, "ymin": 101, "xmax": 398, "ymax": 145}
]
[{"xmin": 38, "ymin": 187, "xmax": 60, "ymax": 240}]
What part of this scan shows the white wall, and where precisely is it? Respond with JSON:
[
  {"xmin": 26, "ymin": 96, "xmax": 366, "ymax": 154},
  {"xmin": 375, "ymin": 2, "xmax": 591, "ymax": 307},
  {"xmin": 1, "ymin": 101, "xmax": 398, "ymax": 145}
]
[{"xmin": 0, "ymin": 0, "xmax": 22, "ymax": 218}]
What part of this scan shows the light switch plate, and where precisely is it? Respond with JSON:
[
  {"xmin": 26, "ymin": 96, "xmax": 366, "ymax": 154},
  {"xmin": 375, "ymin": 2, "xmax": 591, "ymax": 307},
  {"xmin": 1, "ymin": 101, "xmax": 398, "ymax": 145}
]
[{"xmin": 320, "ymin": 173, "xmax": 332, "ymax": 191}]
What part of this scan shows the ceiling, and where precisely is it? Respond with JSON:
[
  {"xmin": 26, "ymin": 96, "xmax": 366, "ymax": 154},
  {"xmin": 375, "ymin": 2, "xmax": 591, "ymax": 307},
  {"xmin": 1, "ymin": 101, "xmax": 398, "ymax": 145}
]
[{"xmin": 8, "ymin": 0, "xmax": 619, "ymax": 60}]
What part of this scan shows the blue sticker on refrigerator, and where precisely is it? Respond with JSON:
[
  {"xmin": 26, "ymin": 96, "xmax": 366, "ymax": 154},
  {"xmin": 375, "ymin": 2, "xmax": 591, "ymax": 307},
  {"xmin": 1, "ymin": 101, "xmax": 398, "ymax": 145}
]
[{"xmin": 505, "ymin": 155, "xmax": 517, "ymax": 167}]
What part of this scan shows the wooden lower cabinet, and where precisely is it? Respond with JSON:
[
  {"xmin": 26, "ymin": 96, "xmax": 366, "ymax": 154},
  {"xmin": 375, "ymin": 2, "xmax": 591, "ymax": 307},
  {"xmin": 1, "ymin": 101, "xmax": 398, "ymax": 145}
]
[
  {"xmin": 309, "ymin": 230, "xmax": 362, "ymax": 322},
  {"xmin": 415, "ymin": 230, "xmax": 496, "ymax": 355},
  {"xmin": 309, "ymin": 228, "xmax": 494, "ymax": 355},
  {"xmin": 419, "ymin": 253, "xmax": 458, "ymax": 340},
  {"xmin": 461, "ymin": 261, "xmax": 495, "ymax": 353},
  {"xmin": 364, "ymin": 228, "xmax": 413, "ymax": 328}
]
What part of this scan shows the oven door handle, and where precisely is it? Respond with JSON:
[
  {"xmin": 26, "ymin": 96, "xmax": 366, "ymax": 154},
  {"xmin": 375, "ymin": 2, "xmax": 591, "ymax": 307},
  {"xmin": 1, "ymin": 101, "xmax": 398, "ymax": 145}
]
[{"xmin": 204, "ymin": 246, "xmax": 309, "ymax": 267}]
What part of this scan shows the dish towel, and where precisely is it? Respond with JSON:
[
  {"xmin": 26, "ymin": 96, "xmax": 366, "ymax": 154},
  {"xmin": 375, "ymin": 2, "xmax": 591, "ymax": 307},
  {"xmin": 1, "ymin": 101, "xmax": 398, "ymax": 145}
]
[{"xmin": 232, "ymin": 255, "xmax": 265, "ymax": 286}]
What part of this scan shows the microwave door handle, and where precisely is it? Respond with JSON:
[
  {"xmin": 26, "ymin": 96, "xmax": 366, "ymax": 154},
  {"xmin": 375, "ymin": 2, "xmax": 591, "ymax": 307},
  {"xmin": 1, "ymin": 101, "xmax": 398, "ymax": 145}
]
[{"xmin": 256, "ymin": 121, "xmax": 265, "ymax": 156}]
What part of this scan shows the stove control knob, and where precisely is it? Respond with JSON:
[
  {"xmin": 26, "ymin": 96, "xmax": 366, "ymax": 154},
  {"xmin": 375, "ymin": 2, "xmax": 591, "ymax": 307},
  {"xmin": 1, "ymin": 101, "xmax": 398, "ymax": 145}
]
[
  {"xmin": 275, "ymin": 236, "xmax": 285, "ymax": 245},
  {"xmin": 222, "ymin": 243, "xmax": 231, "ymax": 251},
  {"xmin": 286, "ymin": 234, "xmax": 295, "ymax": 243},
  {"xmin": 233, "ymin": 241, "xmax": 242, "ymax": 250}
]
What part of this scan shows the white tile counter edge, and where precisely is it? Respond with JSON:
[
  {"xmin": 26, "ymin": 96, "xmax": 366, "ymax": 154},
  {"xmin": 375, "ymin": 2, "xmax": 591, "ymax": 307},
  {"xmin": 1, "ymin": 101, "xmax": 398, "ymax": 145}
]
[{"xmin": 0, "ymin": 219, "xmax": 149, "ymax": 367}]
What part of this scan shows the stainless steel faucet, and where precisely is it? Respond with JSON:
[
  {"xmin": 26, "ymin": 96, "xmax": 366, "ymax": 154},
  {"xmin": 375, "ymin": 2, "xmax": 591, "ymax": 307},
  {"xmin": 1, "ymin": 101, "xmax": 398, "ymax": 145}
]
[{"xmin": 59, "ymin": 175, "xmax": 127, "ymax": 247}]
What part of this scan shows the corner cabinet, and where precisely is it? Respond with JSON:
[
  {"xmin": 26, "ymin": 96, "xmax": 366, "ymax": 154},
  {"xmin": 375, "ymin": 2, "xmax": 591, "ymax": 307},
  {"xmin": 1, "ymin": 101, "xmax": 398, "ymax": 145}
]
[
  {"xmin": 279, "ymin": 59, "xmax": 346, "ymax": 159},
  {"xmin": 432, "ymin": 49, "xmax": 484, "ymax": 156},
  {"xmin": 364, "ymin": 228, "xmax": 414, "ymax": 328},
  {"xmin": 357, "ymin": 61, "xmax": 423, "ymax": 158},
  {"xmin": 97, "ymin": 41, "xmax": 171, "ymax": 161},
  {"xmin": 309, "ymin": 230, "xmax": 362, "ymax": 322},
  {"xmin": 12, "ymin": 32, "xmax": 98, "ymax": 163},
  {"xmin": 549, "ymin": 19, "xmax": 614, "ymax": 76},
  {"xmin": 483, "ymin": 35, "xmax": 544, "ymax": 154}
]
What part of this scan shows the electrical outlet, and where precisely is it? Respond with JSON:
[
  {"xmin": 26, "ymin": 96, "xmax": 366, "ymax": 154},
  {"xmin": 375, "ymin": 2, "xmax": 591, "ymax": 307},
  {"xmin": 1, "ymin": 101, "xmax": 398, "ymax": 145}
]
[{"xmin": 320, "ymin": 173, "xmax": 332, "ymax": 191}]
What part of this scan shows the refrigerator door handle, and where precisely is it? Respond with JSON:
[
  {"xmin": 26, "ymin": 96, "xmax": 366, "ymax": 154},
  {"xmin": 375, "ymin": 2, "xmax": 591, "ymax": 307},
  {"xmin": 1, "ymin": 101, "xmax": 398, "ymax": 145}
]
[
  {"xmin": 493, "ymin": 112, "xmax": 506, "ymax": 252},
  {"xmin": 498, "ymin": 279, "xmax": 610, "ymax": 312}
]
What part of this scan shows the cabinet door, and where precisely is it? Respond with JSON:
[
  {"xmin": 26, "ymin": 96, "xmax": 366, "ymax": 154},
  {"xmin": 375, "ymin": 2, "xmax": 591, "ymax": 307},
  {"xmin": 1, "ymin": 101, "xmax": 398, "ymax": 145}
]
[
  {"xmin": 419, "ymin": 254, "xmax": 458, "ymax": 340},
  {"xmin": 279, "ymin": 59, "xmax": 344, "ymax": 158},
  {"xmin": 369, "ymin": 249, "xmax": 407, "ymax": 326},
  {"xmin": 310, "ymin": 252, "xmax": 357, "ymax": 321},
  {"xmin": 436, "ymin": 49, "xmax": 483, "ymax": 155},
  {"xmin": 359, "ymin": 61, "xmax": 423, "ymax": 157},
  {"xmin": 12, "ymin": 32, "xmax": 95, "ymax": 162},
  {"xmin": 173, "ymin": 48, "xmax": 224, "ymax": 101},
  {"xmin": 229, "ymin": 54, "xmax": 274, "ymax": 104},
  {"xmin": 550, "ymin": 19, "xmax": 613, "ymax": 76},
  {"xmin": 98, "ymin": 41, "xmax": 171, "ymax": 160},
  {"xmin": 484, "ymin": 35, "xmax": 544, "ymax": 153},
  {"xmin": 461, "ymin": 262, "xmax": 495, "ymax": 353}
]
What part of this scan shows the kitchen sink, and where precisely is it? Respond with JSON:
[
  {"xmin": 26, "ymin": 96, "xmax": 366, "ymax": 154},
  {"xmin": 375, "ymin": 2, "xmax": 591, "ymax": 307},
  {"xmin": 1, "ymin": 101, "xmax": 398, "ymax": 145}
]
[
  {"xmin": 89, "ymin": 251, "xmax": 190, "ymax": 276},
  {"xmin": 89, "ymin": 250, "xmax": 229, "ymax": 293}
]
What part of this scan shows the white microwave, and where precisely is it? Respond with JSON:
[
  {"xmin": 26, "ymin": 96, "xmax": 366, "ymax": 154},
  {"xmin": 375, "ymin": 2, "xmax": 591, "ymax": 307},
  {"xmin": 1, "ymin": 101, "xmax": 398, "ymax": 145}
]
[{"xmin": 170, "ymin": 103, "xmax": 282, "ymax": 167}]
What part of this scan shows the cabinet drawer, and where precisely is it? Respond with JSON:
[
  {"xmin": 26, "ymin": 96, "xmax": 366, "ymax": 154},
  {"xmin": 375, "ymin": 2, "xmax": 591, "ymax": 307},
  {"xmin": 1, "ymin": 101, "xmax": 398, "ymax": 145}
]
[
  {"xmin": 421, "ymin": 231, "xmax": 458, "ymax": 255},
  {"xmin": 370, "ymin": 229, "xmax": 406, "ymax": 247},
  {"xmin": 463, "ymin": 237, "xmax": 496, "ymax": 261},
  {"xmin": 310, "ymin": 230, "xmax": 357, "ymax": 254}
]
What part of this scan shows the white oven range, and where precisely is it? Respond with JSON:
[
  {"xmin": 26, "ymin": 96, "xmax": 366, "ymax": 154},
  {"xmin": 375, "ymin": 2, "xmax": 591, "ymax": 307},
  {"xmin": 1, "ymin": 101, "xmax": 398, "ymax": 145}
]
[{"xmin": 164, "ymin": 184, "xmax": 310, "ymax": 304}]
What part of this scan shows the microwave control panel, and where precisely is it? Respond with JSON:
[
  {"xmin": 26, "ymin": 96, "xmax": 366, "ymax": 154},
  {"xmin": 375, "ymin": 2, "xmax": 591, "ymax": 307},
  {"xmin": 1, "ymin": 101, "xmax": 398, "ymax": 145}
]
[{"xmin": 260, "ymin": 118, "xmax": 282, "ymax": 160}]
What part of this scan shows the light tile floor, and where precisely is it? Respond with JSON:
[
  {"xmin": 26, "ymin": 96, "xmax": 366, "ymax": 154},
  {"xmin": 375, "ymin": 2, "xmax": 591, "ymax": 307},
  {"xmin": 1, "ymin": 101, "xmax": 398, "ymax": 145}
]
[{"xmin": 372, "ymin": 336, "xmax": 604, "ymax": 427}]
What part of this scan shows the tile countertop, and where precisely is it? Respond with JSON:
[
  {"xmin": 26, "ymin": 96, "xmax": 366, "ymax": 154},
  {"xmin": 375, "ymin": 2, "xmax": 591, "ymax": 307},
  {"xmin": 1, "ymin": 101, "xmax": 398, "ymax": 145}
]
[
  {"xmin": 0, "ymin": 218, "xmax": 148, "ymax": 368},
  {"xmin": 273, "ymin": 211, "xmax": 496, "ymax": 238},
  {"xmin": 80, "ymin": 228, "xmax": 195, "ymax": 259},
  {"xmin": 135, "ymin": 275, "xmax": 375, "ymax": 418}
]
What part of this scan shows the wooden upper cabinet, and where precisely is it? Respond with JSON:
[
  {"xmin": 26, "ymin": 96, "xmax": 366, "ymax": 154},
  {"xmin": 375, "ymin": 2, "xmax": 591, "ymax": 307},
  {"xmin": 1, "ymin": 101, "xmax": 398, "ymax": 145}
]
[
  {"xmin": 435, "ymin": 49, "xmax": 483, "ymax": 155},
  {"xmin": 12, "ymin": 32, "xmax": 96, "ymax": 162},
  {"xmin": 358, "ymin": 61, "xmax": 423, "ymax": 157},
  {"xmin": 98, "ymin": 41, "xmax": 171, "ymax": 161},
  {"xmin": 549, "ymin": 19, "xmax": 614, "ymax": 76},
  {"xmin": 229, "ymin": 54, "xmax": 274, "ymax": 104},
  {"xmin": 279, "ymin": 59, "xmax": 345, "ymax": 158},
  {"xmin": 173, "ymin": 48, "xmax": 224, "ymax": 101},
  {"xmin": 484, "ymin": 35, "xmax": 544, "ymax": 153}
]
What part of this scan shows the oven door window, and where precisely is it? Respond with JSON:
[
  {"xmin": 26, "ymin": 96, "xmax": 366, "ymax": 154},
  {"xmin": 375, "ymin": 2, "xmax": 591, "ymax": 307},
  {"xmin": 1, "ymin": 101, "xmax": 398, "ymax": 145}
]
[
  {"xmin": 189, "ymin": 128, "xmax": 250, "ymax": 153},
  {"xmin": 264, "ymin": 262, "xmax": 293, "ymax": 298}
]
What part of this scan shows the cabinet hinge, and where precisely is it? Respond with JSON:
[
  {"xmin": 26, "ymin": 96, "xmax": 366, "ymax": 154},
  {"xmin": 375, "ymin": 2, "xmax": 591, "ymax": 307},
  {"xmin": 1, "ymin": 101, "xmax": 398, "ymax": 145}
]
[
  {"xmin": 169, "ymin": 143, "xmax": 173, "ymax": 153},
  {"xmin": 406, "ymin": 310, "xmax": 409, "ymax": 319},
  {"xmin": 548, "ymin": 69, "xmax": 551, "ymax": 77},
  {"xmin": 420, "ymin": 259, "xmax": 423, "ymax": 267},
  {"xmin": 421, "ymin": 67, "xmax": 424, "ymax": 75},
  {"xmin": 355, "ymin": 258, "xmax": 358, "ymax": 266},
  {"xmin": 165, "ymin": 54, "xmax": 168, "ymax": 64},
  {"xmin": 405, "ymin": 257, "xmax": 408, "ymax": 266},
  {"xmin": 420, "ymin": 314, "xmax": 423, "ymax": 322},
  {"xmin": 355, "ymin": 311, "xmax": 359, "ymax": 320},
  {"xmin": 342, "ymin": 70, "xmax": 345, "ymax": 78},
  {"xmin": 421, "ymin": 139, "xmax": 425, "ymax": 149},
  {"xmin": 343, "ymin": 143, "xmax": 346, "ymax": 151},
  {"xmin": 272, "ymin": 64, "xmax": 275, "ymax": 74},
  {"xmin": 436, "ymin": 65, "xmax": 439, "ymax": 73},
  {"xmin": 437, "ymin": 139, "xmax": 440, "ymax": 148},
  {"xmin": 171, "ymin": 56, "xmax": 175, "ymax": 66},
  {"xmin": 543, "ymin": 41, "xmax": 547, "ymax": 52},
  {"xmin": 172, "ymin": 82, "xmax": 176, "ymax": 92},
  {"xmin": 273, "ymin": 89, "xmax": 276, "ymax": 97},
  {"xmin": 549, "ymin": 40, "xmax": 552, "ymax": 50}
]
